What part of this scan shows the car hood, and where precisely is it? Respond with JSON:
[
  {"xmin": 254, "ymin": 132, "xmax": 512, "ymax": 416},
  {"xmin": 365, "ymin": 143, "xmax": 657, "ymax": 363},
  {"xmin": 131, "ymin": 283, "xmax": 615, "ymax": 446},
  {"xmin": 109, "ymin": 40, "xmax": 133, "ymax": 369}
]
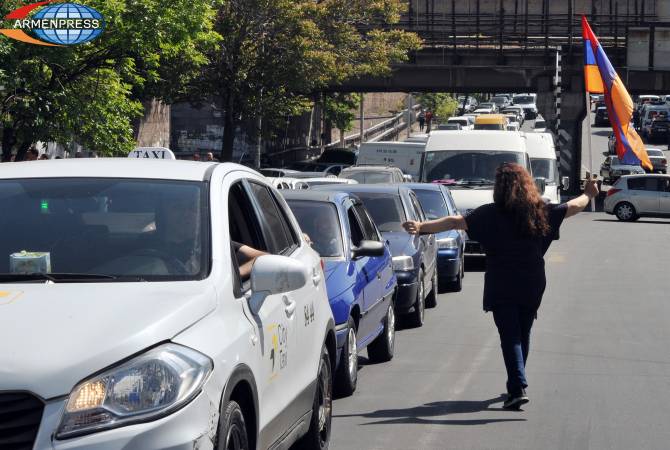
[
  {"xmin": 449, "ymin": 189, "xmax": 494, "ymax": 213},
  {"xmin": 0, "ymin": 282, "xmax": 217, "ymax": 399},
  {"xmin": 382, "ymin": 231, "xmax": 418, "ymax": 257}
]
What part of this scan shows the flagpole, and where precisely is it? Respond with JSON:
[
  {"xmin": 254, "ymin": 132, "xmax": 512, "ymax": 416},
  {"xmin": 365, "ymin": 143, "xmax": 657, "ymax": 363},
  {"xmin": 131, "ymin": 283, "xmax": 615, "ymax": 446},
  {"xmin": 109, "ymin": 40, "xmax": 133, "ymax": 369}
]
[{"xmin": 584, "ymin": 91, "xmax": 596, "ymax": 211}]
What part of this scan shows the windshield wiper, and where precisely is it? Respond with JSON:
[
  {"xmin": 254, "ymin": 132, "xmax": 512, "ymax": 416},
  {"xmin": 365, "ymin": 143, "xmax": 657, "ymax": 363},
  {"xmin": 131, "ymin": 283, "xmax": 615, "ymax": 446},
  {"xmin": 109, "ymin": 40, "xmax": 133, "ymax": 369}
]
[
  {"xmin": 459, "ymin": 179, "xmax": 495, "ymax": 186},
  {"xmin": 0, "ymin": 273, "xmax": 117, "ymax": 283}
]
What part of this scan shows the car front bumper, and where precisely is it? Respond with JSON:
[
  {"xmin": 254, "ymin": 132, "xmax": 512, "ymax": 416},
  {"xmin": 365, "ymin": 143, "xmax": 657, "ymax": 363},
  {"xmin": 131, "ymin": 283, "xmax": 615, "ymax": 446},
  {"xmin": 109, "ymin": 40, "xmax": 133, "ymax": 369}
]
[
  {"xmin": 36, "ymin": 388, "xmax": 218, "ymax": 450},
  {"xmin": 436, "ymin": 249, "xmax": 461, "ymax": 282},
  {"xmin": 394, "ymin": 270, "xmax": 419, "ymax": 313}
]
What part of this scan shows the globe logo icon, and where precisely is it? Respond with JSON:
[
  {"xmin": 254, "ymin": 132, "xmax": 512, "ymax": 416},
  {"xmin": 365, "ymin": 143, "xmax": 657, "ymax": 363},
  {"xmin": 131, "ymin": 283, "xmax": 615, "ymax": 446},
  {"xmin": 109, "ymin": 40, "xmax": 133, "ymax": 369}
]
[{"xmin": 32, "ymin": 3, "xmax": 104, "ymax": 45}]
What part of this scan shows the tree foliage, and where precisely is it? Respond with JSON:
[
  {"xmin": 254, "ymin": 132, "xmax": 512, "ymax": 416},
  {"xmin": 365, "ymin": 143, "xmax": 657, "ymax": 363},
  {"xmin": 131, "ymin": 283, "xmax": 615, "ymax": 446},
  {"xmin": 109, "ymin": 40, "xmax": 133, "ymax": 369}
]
[
  {"xmin": 417, "ymin": 93, "xmax": 459, "ymax": 121},
  {"xmin": 199, "ymin": 0, "xmax": 422, "ymax": 161},
  {"xmin": 0, "ymin": 0, "xmax": 218, "ymax": 159}
]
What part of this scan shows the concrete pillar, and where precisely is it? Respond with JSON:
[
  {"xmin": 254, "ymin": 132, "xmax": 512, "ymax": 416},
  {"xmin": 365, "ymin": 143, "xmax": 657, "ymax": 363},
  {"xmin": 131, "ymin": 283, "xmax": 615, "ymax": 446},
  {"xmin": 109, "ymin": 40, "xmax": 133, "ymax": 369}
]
[{"xmin": 554, "ymin": 72, "xmax": 587, "ymax": 195}]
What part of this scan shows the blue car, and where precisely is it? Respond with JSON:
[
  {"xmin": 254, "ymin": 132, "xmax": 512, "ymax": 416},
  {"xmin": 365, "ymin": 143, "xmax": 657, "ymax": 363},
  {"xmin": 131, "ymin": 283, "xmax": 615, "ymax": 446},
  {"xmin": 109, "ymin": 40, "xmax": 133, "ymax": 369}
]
[
  {"xmin": 406, "ymin": 183, "xmax": 466, "ymax": 292},
  {"xmin": 283, "ymin": 190, "xmax": 397, "ymax": 397},
  {"xmin": 313, "ymin": 184, "xmax": 438, "ymax": 327}
]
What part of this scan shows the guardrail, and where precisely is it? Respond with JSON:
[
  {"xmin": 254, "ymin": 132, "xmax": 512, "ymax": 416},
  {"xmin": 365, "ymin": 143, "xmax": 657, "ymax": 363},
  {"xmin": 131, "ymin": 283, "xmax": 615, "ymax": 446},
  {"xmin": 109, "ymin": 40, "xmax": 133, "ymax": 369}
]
[{"xmin": 326, "ymin": 105, "xmax": 422, "ymax": 148}]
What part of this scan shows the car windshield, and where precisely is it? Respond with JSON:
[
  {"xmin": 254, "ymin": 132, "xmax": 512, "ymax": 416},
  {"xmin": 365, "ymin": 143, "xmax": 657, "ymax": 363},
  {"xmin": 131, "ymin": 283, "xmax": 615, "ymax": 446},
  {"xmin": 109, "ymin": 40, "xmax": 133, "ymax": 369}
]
[
  {"xmin": 423, "ymin": 150, "xmax": 527, "ymax": 186},
  {"xmin": 534, "ymin": 120, "xmax": 546, "ymax": 128},
  {"xmin": 414, "ymin": 190, "xmax": 449, "ymax": 220},
  {"xmin": 287, "ymin": 201, "xmax": 343, "ymax": 258},
  {"xmin": 350, "ymin": 192, "xmax": 406, "ymax": 232},
  {"xmin": 491, "ymin": 97, "xmax": 506, "ymax": 105},
  {"xmin": 531, "ymin": 158, "xmax": 558, "ymax": 185},
  {"xmin": 341, "ymin": 171, "xmax": 394, "ymax": 184},
  {"xmin": 0, "ymin": 178, "xmax": 207, "ymax": 281},
  {"xmin": 513, "ymin": 95, "xmax": 534, "ymax": 104}
]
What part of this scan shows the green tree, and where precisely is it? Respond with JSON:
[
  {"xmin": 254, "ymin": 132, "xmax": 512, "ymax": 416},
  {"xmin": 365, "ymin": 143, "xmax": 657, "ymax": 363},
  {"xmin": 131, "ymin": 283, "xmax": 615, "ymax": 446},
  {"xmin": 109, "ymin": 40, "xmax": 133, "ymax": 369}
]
[
  {"xmin": 416, "ymin": 93, "xmax": 459, "ymax": 122},
  {"xmin": 0, "ymin": 0, "xmax": 218, "ymax": 160},
  {"xmin": 324, "ymin": 93, "xmax": 361, "ymax": 146},
  {"xmin": 199, "ymin": 0, "xmax": 421, "ymax": 162}
]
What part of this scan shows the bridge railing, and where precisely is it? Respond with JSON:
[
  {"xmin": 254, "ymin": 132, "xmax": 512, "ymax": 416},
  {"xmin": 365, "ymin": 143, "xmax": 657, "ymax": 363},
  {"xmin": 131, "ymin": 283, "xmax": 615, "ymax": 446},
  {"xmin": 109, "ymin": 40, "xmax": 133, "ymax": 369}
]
[{"xmin": 377, "ymin": 13, "xmax": 656, "ymax": 53}]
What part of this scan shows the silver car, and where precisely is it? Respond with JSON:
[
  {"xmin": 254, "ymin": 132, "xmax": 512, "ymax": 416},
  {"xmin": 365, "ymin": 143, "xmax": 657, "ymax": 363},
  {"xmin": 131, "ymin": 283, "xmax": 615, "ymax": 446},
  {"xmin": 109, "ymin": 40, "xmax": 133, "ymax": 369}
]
[{"xmin": 604, "ymin": 174, "xmax": 670, "ymax": 221}]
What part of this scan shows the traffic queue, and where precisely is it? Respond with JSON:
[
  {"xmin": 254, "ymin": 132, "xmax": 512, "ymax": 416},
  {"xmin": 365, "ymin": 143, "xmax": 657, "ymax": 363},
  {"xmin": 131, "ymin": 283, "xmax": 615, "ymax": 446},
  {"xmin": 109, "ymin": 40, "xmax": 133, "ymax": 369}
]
[
  {"xmin": 0, "ymin": 122, "xmax": 663, "ymax": 450},
  {"xmin": 0, "ymin": 129, "xmax": 569, "ymax": 450}
]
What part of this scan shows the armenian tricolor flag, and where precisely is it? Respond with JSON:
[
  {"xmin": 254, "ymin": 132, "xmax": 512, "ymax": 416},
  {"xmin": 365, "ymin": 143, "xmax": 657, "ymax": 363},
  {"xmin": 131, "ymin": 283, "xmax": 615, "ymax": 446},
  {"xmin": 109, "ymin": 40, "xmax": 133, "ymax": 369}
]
[{"xmin": 582, "ymin": 16, "xmax": 652, "ymax": 170}]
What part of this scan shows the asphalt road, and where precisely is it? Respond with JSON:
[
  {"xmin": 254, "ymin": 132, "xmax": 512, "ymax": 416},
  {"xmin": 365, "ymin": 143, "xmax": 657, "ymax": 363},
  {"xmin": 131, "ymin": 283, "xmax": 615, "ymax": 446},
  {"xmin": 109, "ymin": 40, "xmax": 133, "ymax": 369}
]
[
  {"xmin": 329, "ymin": 211, "xmax": 670, "ymax": 450},
  {"xmin": 327, "ymin": 122, "xmax": 670, "ymax": 450}
]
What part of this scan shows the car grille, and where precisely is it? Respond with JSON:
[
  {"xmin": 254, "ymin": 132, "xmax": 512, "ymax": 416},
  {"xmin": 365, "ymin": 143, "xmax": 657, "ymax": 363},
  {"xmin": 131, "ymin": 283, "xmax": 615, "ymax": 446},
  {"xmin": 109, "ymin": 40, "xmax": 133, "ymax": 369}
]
[{"xmin": 0, "ymin": 393, "xmax": 44, "ymax": 450}]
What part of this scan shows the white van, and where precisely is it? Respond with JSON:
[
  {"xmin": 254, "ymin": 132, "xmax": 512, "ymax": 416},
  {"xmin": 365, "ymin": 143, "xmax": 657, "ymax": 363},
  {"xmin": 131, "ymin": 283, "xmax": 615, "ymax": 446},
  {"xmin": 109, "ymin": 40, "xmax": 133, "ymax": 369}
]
[
  {"xmin": 421, "ymin": 131, "xmax": 532, "ymax": 254},
  {"xmin": 525, "ymin": 132, "xmax": 568, "ymax": 204},
  {"xmin": 357, "ymin": 141, "xmax": 425, "ymax": 178}
]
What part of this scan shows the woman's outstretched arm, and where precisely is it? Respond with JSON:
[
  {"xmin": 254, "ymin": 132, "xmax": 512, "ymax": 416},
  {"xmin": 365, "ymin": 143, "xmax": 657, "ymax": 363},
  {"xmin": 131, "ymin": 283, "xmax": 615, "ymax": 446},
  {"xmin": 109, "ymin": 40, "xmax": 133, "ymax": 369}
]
[
  {"xmin": 403, "ymin": 215, "xmax": 468, "ymax": 235},
  {"xmin": 565, "ymin": 179, "xmax": 600, "ymax": 219}
]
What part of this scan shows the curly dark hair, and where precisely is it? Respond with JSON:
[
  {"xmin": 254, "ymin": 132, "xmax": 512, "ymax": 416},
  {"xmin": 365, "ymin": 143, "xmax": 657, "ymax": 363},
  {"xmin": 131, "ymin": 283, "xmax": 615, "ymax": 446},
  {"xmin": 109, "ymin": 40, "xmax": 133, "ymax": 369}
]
[{"xmin": 493, "ymin": 163, "xmax": 550, "ymax": 237}]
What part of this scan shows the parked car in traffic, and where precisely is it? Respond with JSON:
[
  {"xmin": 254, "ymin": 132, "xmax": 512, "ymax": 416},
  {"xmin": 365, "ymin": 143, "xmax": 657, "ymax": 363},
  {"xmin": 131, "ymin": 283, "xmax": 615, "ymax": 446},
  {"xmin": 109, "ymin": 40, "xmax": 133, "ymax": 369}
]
[
  {"xmin": 502, "ymin": 106, "xmax": 525, "ymax": 125},
  {"xmin": 405, "ymin": 183, "xmax": 466, "ymax": 292},
  {"xmin": 478, "ymin": 102, "xmax": 498, "ymax": 113},
  {"xmin": 600, "ymin": 155, "xmax": 646, "ymax": 183},
  {"xmin": 644, "ymin": 148, "xmax": 668, "ymax": 174},
  {"xmin": 474, "ymin": 114, "xmax": 508, "ymax": 131},
  {"xmin": 339, "ymin": 165, "xmax": 406, "ymax": 184},
  {"xmin": 295, "ymin": 177, "xmax": 359, "ymax": 188},
  {"xmin": 642, "ymin": 113, "xmax": 669, "ymax": 143},
  {"xmin": 594, "ymin": 106, "xmax": 609, "ymax": 127},
  {"xmin": 533, "ymin": 116, "xmax": 547, "ymax": 132},
  {"xmin": 512, "ymin": 94, "xmax": 538, "ymax": 119},
  {"xmin": 491, "ymin": 95, "xmax": 510, "ymax": 110},
  {"xmin": 284, "ymin": 191, "xmax": 397, "ymax": 396},
  {"xmin": 605, "ymin": 174, "xmax": 670, "ymax": 221},
  {"xmin": 313, "ymin": 184, "xmax": 438, "ymax": 327},
  {"xmin": 0, "ymin": 159, "xmax": 336, "ymax": 450},
  {"xmin": 446, "ymin": 115, "xmax": 475, "ymax": 130}
]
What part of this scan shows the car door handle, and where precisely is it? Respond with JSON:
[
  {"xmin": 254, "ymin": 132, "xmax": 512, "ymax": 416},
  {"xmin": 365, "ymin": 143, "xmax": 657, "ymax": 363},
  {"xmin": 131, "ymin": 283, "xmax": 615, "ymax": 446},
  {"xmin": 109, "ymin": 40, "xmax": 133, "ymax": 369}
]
[{"xmin": 283, "ymin": 296, "xmax": 296, "ymax": 317}]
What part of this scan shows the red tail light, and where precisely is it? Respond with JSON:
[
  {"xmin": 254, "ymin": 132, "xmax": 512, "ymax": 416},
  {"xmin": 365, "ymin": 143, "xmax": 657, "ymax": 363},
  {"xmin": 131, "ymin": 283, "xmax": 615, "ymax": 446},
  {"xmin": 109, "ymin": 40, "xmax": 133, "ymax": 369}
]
[{"xmin": 607, "ymin": 188, "xmax": 622, "ymax": 197}]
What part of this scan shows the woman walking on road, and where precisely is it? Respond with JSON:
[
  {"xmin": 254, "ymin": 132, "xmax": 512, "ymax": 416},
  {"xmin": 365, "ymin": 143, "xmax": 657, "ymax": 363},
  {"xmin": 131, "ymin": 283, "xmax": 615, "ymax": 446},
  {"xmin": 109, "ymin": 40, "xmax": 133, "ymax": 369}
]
[{"xmin": 402, "ymin": 163, "xmax": 599, "ymax": 410}]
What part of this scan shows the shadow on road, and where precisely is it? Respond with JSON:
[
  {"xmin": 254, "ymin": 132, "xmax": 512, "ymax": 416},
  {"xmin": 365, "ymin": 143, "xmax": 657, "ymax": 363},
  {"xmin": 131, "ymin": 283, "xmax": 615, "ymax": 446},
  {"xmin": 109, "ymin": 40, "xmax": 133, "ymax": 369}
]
[
  {"xmin": 334, "ymin": 395, "xmax": 527, "ymax": 426},
  {"xmin": 593, "ymin": 218, "xmax": 670, "ymax": 225}
]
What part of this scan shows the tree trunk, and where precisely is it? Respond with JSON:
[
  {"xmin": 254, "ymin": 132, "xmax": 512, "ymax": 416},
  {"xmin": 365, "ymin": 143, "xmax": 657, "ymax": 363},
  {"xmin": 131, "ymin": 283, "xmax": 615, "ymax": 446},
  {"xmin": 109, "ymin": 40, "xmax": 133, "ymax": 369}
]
[
  {"xmin": 220, "ymin": 92, "xmax": 236, "ymax": 162},
  {"xmin": 14, "ymin": 141, "xmax": 32, "ymax": 162},
  {"xmin": 339, "ymin": 128, "xmax": 345, "ymax": 147},
  {"xmin": 1, "ymin": 126, "xmax": 17, "ymax": 162}
]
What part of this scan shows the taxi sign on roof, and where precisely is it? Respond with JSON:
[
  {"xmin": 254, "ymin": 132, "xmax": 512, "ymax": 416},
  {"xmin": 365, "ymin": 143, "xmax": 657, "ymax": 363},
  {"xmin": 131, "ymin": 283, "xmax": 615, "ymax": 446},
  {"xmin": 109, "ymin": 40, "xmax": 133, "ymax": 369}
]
[{"xmin": 128, "ymin": 147, "xmax": 176, "ymax": 160}]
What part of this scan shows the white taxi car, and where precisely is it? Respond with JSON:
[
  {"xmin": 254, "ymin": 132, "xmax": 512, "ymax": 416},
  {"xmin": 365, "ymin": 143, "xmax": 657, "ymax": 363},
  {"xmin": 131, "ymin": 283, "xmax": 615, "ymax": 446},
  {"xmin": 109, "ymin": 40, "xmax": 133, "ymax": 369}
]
[{"xmin": 0, "ymin": 159, "xmax": 335, "ymax": 450}]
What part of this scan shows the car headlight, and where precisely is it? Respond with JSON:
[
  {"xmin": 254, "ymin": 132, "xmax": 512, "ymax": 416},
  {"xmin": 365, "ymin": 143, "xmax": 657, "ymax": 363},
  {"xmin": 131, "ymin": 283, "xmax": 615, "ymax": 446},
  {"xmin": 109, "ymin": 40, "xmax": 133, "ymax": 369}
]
[
  {"xmin": 56, "ymin": 343, "xmax": 212, "ymax": 439},
  {"xmin": 392, "ymin": 255, "xmax": 414, "ymax": 271},
  {"xmin": 437, "ymin": 237, "xmax": 459, "ymax": 250}
]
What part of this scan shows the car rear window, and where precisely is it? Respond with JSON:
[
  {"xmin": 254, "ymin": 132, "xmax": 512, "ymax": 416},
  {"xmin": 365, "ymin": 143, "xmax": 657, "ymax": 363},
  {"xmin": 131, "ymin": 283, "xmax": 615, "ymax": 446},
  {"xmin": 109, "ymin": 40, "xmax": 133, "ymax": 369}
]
[{"xmin": 349, "ymin": 192, "xmax": 406, "ymax": 232}]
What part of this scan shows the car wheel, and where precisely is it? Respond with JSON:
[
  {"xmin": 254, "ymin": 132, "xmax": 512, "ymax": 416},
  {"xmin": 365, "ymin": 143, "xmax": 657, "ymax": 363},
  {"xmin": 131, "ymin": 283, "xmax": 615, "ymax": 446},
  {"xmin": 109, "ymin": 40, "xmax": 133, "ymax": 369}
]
[
  {"xmin": 615, "ymin": 202, "xmax": 637, "ymax": 221},
  {"xmin": 368, "ymin": 300, "xmax": 396, "ymax": 363},
  {"xmin": 425, "ymin": 269, "xmax": 438, "ymax": 308},
  {"xmin": 334, "ymin": 317, "xmax": 357, "ymax": 397},
  {"xmin": 297, "ymin": 346, "xmax": 332, "ymax": 450},
  {"xmin": 407, "ymin": 269, "xmax": 425, "ymax": 328},
  {"xmin": 216, "ymin": 400, "xmax": 250, "ymax": 450}
]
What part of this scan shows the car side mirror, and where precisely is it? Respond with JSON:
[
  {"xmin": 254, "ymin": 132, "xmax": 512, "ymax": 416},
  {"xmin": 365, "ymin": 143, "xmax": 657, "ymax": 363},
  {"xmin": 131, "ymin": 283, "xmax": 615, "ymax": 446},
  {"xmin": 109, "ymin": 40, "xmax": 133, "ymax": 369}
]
[
  {"xmin": 352, "ymin": 240, "xmax": 385, "ymax": 258},
  {"xmin": 534, "ymin": 177, "xmax": 547, "ymax": 195},
  {"xmin": 248, "ymin": 255, "xmax": 309, "ymax": 314},
  {"xmin": 561, "ymin": 176, "xmax": 570, "ymax": 191}
]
